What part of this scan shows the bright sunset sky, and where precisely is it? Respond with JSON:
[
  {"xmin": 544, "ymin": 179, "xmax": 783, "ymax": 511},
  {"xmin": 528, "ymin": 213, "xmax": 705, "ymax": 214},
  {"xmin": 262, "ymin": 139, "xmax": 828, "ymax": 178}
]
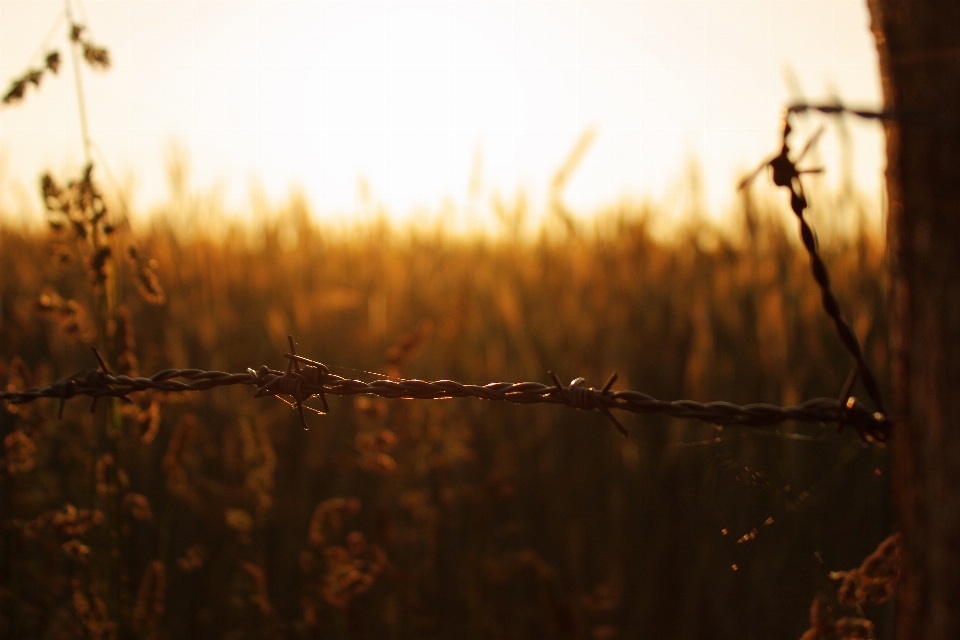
[{"xmin": 0, "ymin": 1, "xmax": 884, "ymax": 228}]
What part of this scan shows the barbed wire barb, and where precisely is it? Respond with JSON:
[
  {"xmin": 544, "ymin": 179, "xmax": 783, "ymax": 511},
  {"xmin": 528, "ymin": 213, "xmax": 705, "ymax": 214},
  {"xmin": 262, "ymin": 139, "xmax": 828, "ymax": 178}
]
[{"xmin": 548, "ymin": 371, "xmax": 628, "ymax": 438}]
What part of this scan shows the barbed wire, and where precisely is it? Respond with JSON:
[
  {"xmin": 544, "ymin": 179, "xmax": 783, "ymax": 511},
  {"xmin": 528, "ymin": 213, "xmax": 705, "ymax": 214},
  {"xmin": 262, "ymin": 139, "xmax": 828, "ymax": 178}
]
[{"xmin": 1, "ymin": 336, "xmax": 889, "ymax": 443}]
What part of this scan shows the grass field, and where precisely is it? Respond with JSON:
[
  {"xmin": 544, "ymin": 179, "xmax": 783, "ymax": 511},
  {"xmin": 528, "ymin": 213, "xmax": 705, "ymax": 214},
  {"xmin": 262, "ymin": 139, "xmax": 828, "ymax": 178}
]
[{"xmin": 0, "ymin": 190, "xmax": 892, "ymax": 639}]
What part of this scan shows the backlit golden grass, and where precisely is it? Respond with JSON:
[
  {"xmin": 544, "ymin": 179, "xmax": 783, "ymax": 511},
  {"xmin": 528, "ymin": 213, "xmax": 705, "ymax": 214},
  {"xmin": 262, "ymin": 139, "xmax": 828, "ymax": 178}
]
[{"xmin": 0, "ymin": 192, "xmax": 892, "ymax": 639}]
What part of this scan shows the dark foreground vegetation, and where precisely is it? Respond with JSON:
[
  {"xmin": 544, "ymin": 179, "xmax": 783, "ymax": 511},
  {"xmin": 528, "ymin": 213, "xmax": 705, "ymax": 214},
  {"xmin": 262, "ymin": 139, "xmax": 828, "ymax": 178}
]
[{"xmin": 0, "ymin": 194, "xmax": 892, "ymax": 639}]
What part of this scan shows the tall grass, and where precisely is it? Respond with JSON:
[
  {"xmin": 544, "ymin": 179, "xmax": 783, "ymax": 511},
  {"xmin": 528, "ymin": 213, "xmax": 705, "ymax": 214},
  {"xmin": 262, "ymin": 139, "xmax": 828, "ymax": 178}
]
[{"xmin": 0, "ymin": 188, "xmax": 891, "ymax": 639}]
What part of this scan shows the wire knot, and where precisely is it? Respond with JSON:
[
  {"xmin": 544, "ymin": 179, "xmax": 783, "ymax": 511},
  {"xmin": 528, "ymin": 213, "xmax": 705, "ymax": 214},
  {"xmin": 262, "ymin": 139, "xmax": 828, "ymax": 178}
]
[
  {"xmin": 298, "ymin": 365, "xmax": 327, "ymax": 385},
  {"xmin": 562, "ymin": 377, "xmax": 600, "ymax": 410},
  {"xmin": 248, "ymin": 365, "xmax": 273, "ymax": 387},
  {"xmin": 51, "ymin": 349, "xmax": 121, "ymax": 419},
  {"xmin": 836, "ymin": 369, "xmax": 890, "ymax": 443},
  {"xmin": 275, "ymin": 373, "xmax": 305, "ymax": 397},
  {"xmin": 548, "ymin": 371, "xmax": 628, "ymax": 438},
  {"xmin": 252, "ymin": 336, "xmax": 331, "ymax": 430},
  {"xmin": 838, "ymin": 396, "xmax": 889, "ymax": 444}
]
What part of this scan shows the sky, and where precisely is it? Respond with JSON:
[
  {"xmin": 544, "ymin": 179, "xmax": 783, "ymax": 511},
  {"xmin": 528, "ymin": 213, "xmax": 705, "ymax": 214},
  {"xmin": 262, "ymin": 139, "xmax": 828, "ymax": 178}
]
[{"xmin": 0, "ymin": 0, "xmax": 885, "ymax": 229}]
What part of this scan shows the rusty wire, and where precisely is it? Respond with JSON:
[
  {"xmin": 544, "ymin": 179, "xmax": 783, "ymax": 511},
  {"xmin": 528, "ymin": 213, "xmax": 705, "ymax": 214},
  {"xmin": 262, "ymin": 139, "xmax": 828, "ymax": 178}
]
[
  {"xmin": 1, "ymin": 336, "xmax": 889, "ymax": 442},
  {"xmin": 740, "ymin": 111, "xmax": 889, "ymax": 431}
]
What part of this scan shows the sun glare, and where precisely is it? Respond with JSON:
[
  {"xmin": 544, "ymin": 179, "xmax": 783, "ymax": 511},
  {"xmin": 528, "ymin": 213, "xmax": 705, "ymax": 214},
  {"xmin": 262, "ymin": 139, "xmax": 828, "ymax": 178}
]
[{"xmin": 0, "ymin": 1, "xmax": 883, "ymax": 230}]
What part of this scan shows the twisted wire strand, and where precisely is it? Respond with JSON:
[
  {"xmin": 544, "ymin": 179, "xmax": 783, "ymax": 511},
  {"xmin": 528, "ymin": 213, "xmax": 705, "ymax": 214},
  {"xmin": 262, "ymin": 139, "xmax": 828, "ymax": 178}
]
[
  {"xmin": 789, "ymin": 189, "xmax": 887, "ymax": 414},
  {"xmin": 740, "ymin": 114, "xmax": 890, "ymax": 424},
  {"xmin": 0, "ymin": 355, "xmax": 888, "ymax": 442},
  {"xmin": 776, "ymin": 118, "xmax": 888, "ymax": 418}
]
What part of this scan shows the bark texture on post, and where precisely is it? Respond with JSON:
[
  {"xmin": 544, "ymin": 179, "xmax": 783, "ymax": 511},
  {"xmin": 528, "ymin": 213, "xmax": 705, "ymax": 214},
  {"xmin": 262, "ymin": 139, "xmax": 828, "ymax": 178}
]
[{"xmin": 866, "ymin": 1, "xmax": 960, "ymax": 637}]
